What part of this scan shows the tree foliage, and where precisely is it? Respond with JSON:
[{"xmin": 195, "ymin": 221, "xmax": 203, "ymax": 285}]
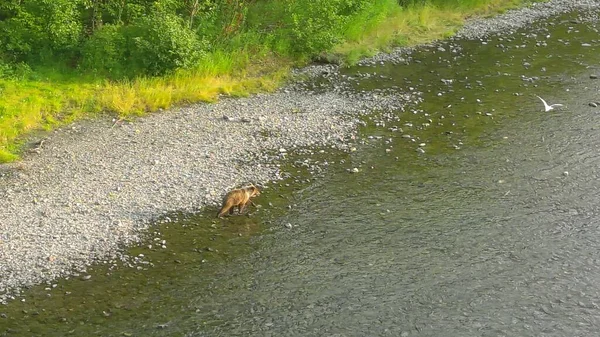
[
  {"xmin": 285, "ymin": 0, "xmax": 368, "ymax": 54},
  {"xmin": 0, "ymin": 0, "xmax": 376, "ymax": 77}
]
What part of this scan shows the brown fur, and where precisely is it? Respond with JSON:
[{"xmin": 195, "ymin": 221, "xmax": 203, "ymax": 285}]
[{"xmin": 217, "ymin": 185, "xmax": 260, "ymax": 218}]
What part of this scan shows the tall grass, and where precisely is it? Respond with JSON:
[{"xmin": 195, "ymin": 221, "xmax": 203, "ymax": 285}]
[
  {"xmin": 334, "ymin": 0, "xmax": 528, "ymax": 64},
  {"xmin": 0, "ymin": 0, "xmax": 535, "ymax": 162}
]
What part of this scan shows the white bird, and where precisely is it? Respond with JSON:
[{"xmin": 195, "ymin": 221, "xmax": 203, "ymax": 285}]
[{"xmin": 535, "ymin": 95, "xmax": 563, "ymax": 112}]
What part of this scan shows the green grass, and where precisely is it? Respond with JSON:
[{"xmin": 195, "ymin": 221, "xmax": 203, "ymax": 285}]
[
  {"xmin": 333, "ymin": 0, "xmax": 530, "ymax": 64},
  {"xmin": 0, "ymin": 0, "xmax": 540, "ymax": 162}
]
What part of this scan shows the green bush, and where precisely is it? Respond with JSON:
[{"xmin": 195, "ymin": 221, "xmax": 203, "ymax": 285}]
[
  {"xmin": 124, "ymin": 13, "xmax": 203, "ymax": 76},
  {"xmin": 283, "ymin": 0, "xmax": 369, "ymax": 56},
  {"xmin": 0, "ymin": 61, "xmax": 33, "ymax": 80},
  {"xmin": 80, "ymin": 24, "xmax": 127, "ymax": 78},
  {"xmin": 0, "ymin": 0, "xmax": 482, "ymax": 76},
  {"xmin": 0, "ymin": 11, "xmax": 43, "ymax": 62},
  {"xmin": 81, "ymin": 13, "xmax": 205, "ymax": 78},
  {"xmin": 0, "ymin": 0, "xmax": 82, "ymax": 63},
  {"xmin": 1, "ymin": 0, "xmax": 375, "ymax": 73}
]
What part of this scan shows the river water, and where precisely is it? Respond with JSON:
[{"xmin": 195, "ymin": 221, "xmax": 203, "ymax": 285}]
[{"xmin": 3, "ymin": 10, "xmax": 600, "ymax": 337}]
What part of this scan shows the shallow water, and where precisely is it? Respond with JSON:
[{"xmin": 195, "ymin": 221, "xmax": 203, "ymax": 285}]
[{"xmin": 3, "ymin": 11, "xmax": 600, "ymax": 337}]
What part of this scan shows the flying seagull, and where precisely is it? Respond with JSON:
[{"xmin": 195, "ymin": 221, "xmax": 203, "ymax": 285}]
[{"xmin": 535, "ymin": 95, "xmax": 563, "ymax": 112}]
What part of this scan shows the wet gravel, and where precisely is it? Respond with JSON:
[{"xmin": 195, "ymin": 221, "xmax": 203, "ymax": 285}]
[
  {"xmin": 0, "ymin": 0, "xmax": 598, "ymax": 304},
  {"xmin": 0, "ymin": 90, "xmax": 411, "ymax": 304}
]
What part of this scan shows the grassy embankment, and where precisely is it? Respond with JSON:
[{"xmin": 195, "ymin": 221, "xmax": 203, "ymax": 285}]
[{"xmin": 0, "ymin": 0, "xmax": 537, "ymax": 162}]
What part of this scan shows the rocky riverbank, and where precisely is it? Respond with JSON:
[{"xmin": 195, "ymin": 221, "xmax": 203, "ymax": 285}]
[
  {"xmin": 1, "ymin": 0, "xmax": 599, "ymax": 304},
  {"xmin": 0, "ymin": 89, "xmax": 412, "ymax": 304}
]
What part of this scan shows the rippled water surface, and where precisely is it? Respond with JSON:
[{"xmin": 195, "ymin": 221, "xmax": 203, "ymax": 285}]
[{"xmin": 3, "ymin": 11, "xmax": 600, "ymax": 337}]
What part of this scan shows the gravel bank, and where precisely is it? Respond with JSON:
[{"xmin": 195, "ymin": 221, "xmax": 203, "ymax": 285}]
[
  {"xmin": 0, "ymin": 90, "xmax": 410, "ymax": 303},
  {"xmin": 0, "ymin": 0, "xmax": 597, "ymax": 304},
  {"xmin": 455, "ymin": 0, "xmax": 600, "ymax": 39}
]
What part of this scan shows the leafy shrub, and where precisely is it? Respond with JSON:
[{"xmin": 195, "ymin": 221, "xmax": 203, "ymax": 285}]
[
  {"xmin": 284, "ymin": 0, "xmax": 370, "ymax": 55},
  {"xmin": 0, "ymin": 61, "xmax": 33, "ymax": 80},
  {"xmin": 0, "ymin": 11, "xmax": 43, "ymax": 62},
  {"xmin": 124, "ymin": 13, "xmax": 204, "ymax": 76},
  {"xmin": 81, "ymin": 13, "xmax": 205, "ymax": 77},
  {"xmin": 0, "ymin": 0, "xmax": 81, "ymax": 62},
  {"xmin": 80, "ymin": 24, "xmax": 127, "ymax": 77}
]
